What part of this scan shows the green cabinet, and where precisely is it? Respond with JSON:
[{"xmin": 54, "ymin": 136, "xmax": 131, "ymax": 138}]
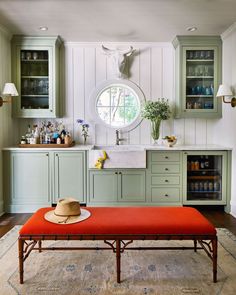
[
  {"xmin": 3, "ymin": 150, "xmax": 86, "ymax": 212},
  {"xmin": 11, "ymin": 36, "xmax": 62, "ymax": 118},
  {"xmin": 173, "ymin": 36, "xmax": 222, "ymax": 119},
  {"xmin": 3, "ymin": 151, "xmax": 51, "ymax": 212},
  {"xmin": 53, "ymin": 152, "xmax": 86, "ymax": 203},
  {"xmin": 146, "ymin": 151, "xmax": 182, "ymax": 205},
  {"xmin": 89, "ymin": 171, "xmax": 118, "ymax": 203},
  {"xmin": 89, "ymin": 169, "xmax": 146, "ymax": 205}
]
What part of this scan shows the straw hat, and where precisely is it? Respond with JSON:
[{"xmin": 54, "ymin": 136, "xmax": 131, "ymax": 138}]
[{"xmin": 44, "ymin": 198, "xmax": 91, "ymax": 224}]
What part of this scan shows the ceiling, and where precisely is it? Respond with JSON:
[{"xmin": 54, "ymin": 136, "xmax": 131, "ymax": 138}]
[{"xmin": 0, "ymin": 0, "xmax": 236, "ymax": 42}]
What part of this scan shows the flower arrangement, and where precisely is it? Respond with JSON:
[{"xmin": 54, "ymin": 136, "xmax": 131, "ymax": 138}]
[
  {"xmin": 76, "ymin": 119, "xmax": 89, "ymax": 144},
  {"xmin": 141, "ymin": 98, "xmax": 171, "ymax": 143},
  {"xmin": 141, "ymin": 99, "xmax": 171, "ymax": 121}
]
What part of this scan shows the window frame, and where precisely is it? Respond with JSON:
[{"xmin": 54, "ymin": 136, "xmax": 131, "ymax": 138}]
[{"xmin": 89, "ymin": 79, "xmax": 146, "ymax": 131}]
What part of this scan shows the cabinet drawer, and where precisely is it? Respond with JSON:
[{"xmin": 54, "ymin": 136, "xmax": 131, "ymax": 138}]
[
  {"xmin": 151, "ymin": 164, "xmax": 180, "ymax": 174},
  {"xmin": 151, "ymin": 152, "xmax": 180, "ymax": 162},
  {"xmin": 151, "ymin": 188, "xmax": 180, "ymax": 203},
  {"xmin": 151, "ymin": 175, "xmax": 180, "ymax": 186}
]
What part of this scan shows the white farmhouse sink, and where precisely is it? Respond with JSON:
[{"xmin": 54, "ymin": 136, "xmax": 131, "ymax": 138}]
[
  {"xmin": 93, "ymin": 145, "xmax": 145, "ymax": 151},
  {"xmin": 89, "ymin": 145, "xmax": 146, "ymax": 168}
]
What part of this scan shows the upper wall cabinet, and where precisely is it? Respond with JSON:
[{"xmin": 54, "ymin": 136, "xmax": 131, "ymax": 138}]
[
  {"xmin": 173, "ymin": 36, "xmax": 222, "ymax": 119},
  {"xmin": 11, "ymin": 36, "xmax": 62, "ymax": 118}
]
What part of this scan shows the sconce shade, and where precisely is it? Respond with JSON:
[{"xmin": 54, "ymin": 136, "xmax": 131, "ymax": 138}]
[
  {"xmin": 2, "ymin": 83, "xmax": 19, "ymax": 96},
  {"xmin": 216, "ymin": 84, "xmax": 233, "ymax": 97}
]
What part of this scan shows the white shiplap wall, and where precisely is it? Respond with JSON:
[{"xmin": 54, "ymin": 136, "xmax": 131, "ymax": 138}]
[
  {"xmin": 0, "ymin": 26, "xmax": 18, "ymax": 215},
  {"xmin": 21, "ymin": 42, "xmax": 216, "ymax": 147}
]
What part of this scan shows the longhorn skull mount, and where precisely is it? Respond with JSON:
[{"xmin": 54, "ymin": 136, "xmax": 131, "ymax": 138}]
[{"xmin": 102, "ymin": 45, "xmax": 135, "ymax": 78}]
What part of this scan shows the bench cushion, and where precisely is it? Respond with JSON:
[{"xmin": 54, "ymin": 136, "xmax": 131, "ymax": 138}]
[{"xmin": 19, "ymin": 207, "xmax": 216, "ymax": 236}]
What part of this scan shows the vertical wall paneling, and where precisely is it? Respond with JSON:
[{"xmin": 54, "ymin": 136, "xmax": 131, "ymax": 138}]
[
  {"xmin": 162, "ymin": 46, "xmax": 174, "ymax": 137},
  {"xmin": 139, "ymin": 46, "xmax": 152, "ymax": 144},
  {"xmin": 0, "ymin": 26, "xmax": 14, "ymax": 214},
  {"xmin": 72, "ymin": 47, "xmax": 85, "ymax": 143},
  {"xmin": 104, "ymin": 45, "xmax": 117, "ymax": 145},
  {"xmin": 128, "ymin": 48, "xmax": 140, "ymax": 145},
  {"xmin": 195, "ymin": 119, "xmax": 207, "ymax": 144},
  {"xmin": 95, "ymin": 46, "xmax": 108, "ymax": 145},
  {"xmin": 84, "ymin": 47, "xmax": 96, "ymax": 145},
  {"xmin": 173, "ymin": 118, "xmax": 185, "ymax": 145},
  {"xmin": 184, "ymin": 119, "xmax": 196, "ymax": 145}
]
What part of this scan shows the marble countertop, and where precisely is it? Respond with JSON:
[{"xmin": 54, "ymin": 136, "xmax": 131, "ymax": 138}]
[
  {"xmin": 2, "ymin": 144, "xmax": 94, "ymax": 151},
  {"xmin": 2, "ymin": 144, "xmax": 232, "ymax": 151}
]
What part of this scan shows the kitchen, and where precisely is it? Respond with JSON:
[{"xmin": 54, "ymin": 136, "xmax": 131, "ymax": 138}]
[{"xmin": 0, "ymin": 1, "xmax": 236, "ymax": 293}]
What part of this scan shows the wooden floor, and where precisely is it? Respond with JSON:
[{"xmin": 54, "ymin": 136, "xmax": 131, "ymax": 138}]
[{"xmin": 0, "ymin": 206, "xmax": 236, "ymax": 238}]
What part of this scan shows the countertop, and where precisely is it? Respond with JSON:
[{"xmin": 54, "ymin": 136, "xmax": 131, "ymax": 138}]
[{"xmin": 2, "ymin": 144, "xmax": 232, "ymax": 151}]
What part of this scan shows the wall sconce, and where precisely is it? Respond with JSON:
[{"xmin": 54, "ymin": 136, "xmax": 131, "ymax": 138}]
[
  {"xmin": 216, "ymin": 84, "xmax": 236, "ymax": 108},
  {"xmin": 0, "ymin": 83, "xmax": 19, "ymax": 107}
]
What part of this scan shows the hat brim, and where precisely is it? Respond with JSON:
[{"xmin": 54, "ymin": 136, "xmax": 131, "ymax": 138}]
[{"xmin": 44, "ymin": 208, "xmax": 91, "ymax": 224}]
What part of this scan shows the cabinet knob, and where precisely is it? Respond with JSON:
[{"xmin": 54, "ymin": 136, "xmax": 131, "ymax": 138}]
[
  {"xmin": 46, "ymin": 153, "xmax": 49, "ymax": 156},
  {"xmin": 56, "ymin": 153, "xmax": 58, "ymax": 156},
  {"xmin": 164, "ymin": 194, "xmax": 169, "ymax": 197},
  {"xmin": 165, "ymin": 168, "xmax": 169, "ymax": 171},
  {"xmin": 165, "ymin": 179, "xmax": 169, "ymax": 182},
  {"xmin": 119, "ymin": 172, "xmax": 122, "ymax": 175},
  {"xmin": 50, "ymin": 110, "xmax": 53, "ymax": 112},
  {"xmin": 115, "ymin": 172, "xmax": 118, "ymax": 175},
  {"xmin": 165, "ymin": 156, "xmax": 169, "ymax": 159}
]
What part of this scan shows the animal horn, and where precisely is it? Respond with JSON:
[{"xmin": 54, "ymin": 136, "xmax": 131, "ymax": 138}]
[
  {"xmin": 122, "ymin": 46, "xmax": 134, "ymax": 55},
  {"xmin": 102, "ymin": 45, "xmax": 115, "ymax": 54}
]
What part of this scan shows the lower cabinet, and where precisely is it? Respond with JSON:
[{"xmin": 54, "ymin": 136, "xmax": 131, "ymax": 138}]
[
  {"xmin": 3, "ymin": 149, "xmax": 231, "ymax": 213},
  {"xmin": 88, "ymin": 169, "xmax": 146, "ymax": 205},
  {"xmin": 3, "ymin": 150, "xmax": 86, "ymax": 212},
  {"xmin": 3, "ymin": 151, "xmax": 51, "ymax": 212},
  {"xmin": 146, "ymin": 151, "xmax": 182, "ymax": 205},
  {"xmin": 53, "ymin": 152, "xmax": 86, "ymax": 203}
]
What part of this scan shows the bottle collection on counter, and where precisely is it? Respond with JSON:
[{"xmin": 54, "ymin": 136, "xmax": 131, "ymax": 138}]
[{"xmin": 20, "ymin": 121, "xmax": 73, "ymax": 145}]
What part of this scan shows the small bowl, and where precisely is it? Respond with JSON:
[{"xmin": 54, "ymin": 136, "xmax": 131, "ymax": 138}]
[{"xmin": 164, "ymin": 139, "xmax": 177, "ymax": 147}]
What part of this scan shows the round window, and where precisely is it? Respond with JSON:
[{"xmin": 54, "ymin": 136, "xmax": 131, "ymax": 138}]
[{"xmin": 90, "ymin": 80, "xmax": 145, "ymax": 130}]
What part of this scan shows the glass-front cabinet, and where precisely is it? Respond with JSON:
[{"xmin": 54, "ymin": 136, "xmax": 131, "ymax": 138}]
[
  {"xmin": 173, "ymin": 36, "xmax": 222, "ymax": 119},
  {"xmin": 11, "ymin": 36, "xmax": 62, "ymax": 118},
  {"xmin": 183, "ymin": 151, "xmax": 228, "ymax": 205}
]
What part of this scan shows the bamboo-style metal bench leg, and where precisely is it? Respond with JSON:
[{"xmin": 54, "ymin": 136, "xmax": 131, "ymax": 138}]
[
  {"xmin": 194, "ymin": 240, "xmax": 197, "ymax": 252},
  {"xmin": 18, "ymin": 239, "xmax": 24, "ymax": 284},
  {"xmin": 116, "ymin": 240, "xmax": 121, "ymax": 283},
  {"xmin": 38, "ymin": 240, "xmax": 42, "ymax": 253},
  {"xmin": 212, "ymin": 237, "xmax": 218, "ymax": 283}
]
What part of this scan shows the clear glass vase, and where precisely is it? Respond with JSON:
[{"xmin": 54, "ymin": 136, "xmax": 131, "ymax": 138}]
[{"xmin": 151, "ymin": 119, "xmax": 161, "ymax": 144}]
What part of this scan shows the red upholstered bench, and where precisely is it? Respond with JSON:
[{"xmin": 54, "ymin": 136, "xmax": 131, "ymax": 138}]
[{"xmin": 18, "ymin": 207, "xmax": 217, "ymax": 284}]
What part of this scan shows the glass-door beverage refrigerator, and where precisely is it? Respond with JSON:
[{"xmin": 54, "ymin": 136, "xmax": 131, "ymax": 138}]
[{"xmin": 183, "ymin": 151, "xmax": 227, "ymax": 205}]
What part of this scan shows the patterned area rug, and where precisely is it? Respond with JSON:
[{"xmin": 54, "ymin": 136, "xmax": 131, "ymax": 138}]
[{"xmin": 0, "ymin": 227, "xmax": 236, "ymax": 295}]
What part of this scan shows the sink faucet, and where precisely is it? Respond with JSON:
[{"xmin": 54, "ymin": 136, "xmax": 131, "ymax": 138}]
[{"xmin": 115, "ymin": 129, "xmax": 124, "ymax": 145}]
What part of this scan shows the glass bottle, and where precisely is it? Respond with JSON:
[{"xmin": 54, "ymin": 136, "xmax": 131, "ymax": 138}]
[
  {"xmin": 195, "ymin": 160, "xmax": 199, "ymax": 170},
  {"xmin": 34, "ymin": 125, "xmax": 39, "ymax": 144},
  {"xmin": 205, "ymin": 156, "xmax": 210, "ymax": 169},
  {"xmin": 200, "ymin": 156, "xmax": 205, "ymax": 169},
  {"xmin": 25, "ymin": 125, "xmax": 31, "ymax": 144}
]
